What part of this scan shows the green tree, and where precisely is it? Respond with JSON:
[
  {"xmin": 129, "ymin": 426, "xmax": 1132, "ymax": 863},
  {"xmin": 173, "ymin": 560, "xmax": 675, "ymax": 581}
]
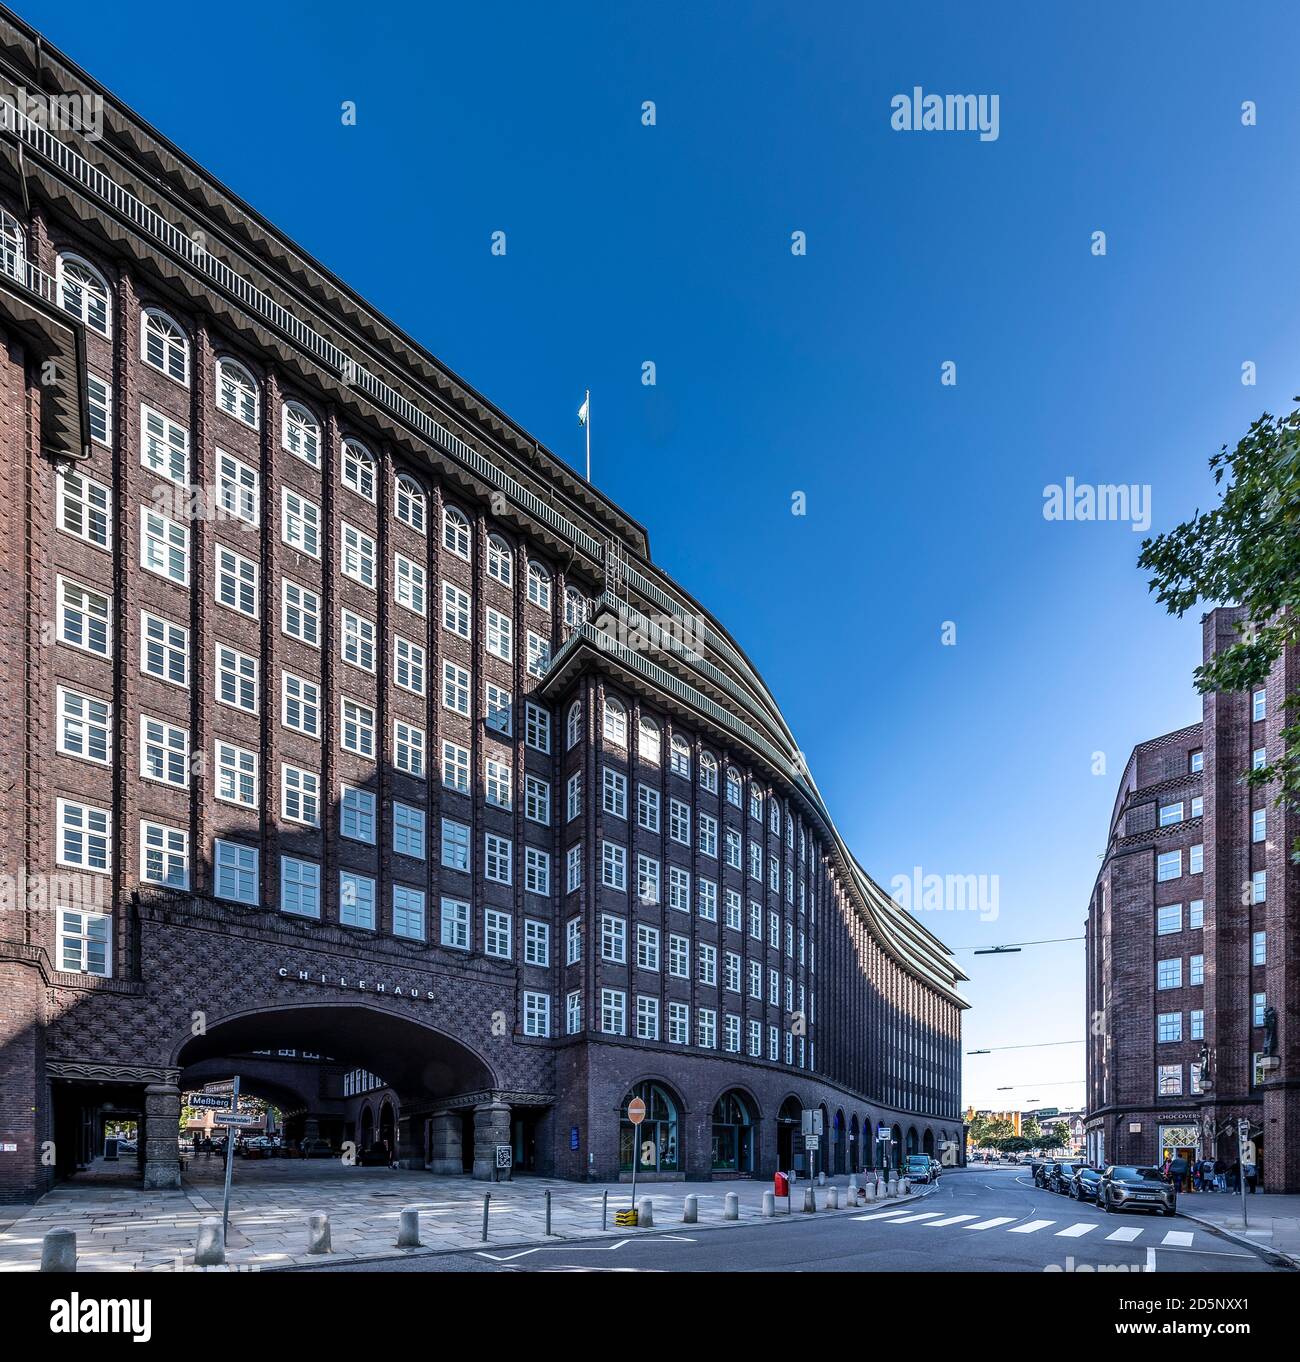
[
  {"xmin": 1038, "ymin": 1125, "xmax": 1066, "ymax": 1154},
  {"xmin": 1138, "ymin": 407, "xmax": 1300, "ymax": 859},
  {"xmin": 1021, "ymin": 1116, "xmax": 1042, "ymax": 1148}
]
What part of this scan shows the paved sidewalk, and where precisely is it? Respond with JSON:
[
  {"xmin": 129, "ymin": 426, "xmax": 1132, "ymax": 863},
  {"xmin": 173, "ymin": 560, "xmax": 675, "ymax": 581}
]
[
  {"xmin": 0, "ymin": 1166, "xmax": 922, "ymax": 1272},
  {"xmin": 1177, "ymin": 1190, "xmax": 1300, "ymax": 1266}
]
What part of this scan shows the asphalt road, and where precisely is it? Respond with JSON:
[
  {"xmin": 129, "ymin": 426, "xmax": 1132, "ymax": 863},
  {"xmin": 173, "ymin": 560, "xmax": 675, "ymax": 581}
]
[{"xmin": 296, "ymin": 1166, "xmax": 1281, "ymax": 1273}]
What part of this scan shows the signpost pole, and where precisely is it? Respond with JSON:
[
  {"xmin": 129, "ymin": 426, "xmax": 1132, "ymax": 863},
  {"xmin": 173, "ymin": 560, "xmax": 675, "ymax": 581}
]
[
  {"xmin": 1238, "ymin": 1119, "xmax": 1249, "ymax": 1229},
  {"xmin": 626, "ymin": 1096, "xmax": 646, "ymax": 1215},
  {"xmin": 221, "ymin": 1075, "xmax": 240, "ymax": 1244}
]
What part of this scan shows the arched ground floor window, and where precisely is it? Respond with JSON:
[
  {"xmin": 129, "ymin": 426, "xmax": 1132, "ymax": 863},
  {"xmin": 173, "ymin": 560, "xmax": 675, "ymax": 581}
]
[
  {"xmin": 711, "ymin": 1090, "xmax": 755, "ymax": 1173},
  {"xmin": 619, "ymin": 1081, "xmax": 680, "ymax": 1172}
]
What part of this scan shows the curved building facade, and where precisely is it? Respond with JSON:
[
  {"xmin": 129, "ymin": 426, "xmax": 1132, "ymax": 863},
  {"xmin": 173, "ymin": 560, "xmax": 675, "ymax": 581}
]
[{"xmin": 0, "ymin": 12, "xmax": 966, "ymax": 1201}]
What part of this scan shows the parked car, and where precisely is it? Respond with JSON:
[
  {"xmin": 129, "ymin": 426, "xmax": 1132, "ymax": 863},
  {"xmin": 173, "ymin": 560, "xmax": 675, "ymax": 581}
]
[
  {"xmin": 1098, "ymin": 1165, "xmax": 1177, "ymax": 1216},
  {"xmin": 1047, "ymin": 1161, "xmax": 1082, "ymax": 1194},
  {"xmin": 1070, "ymin": 1166, "xmax": 1103, "ymax": 1202},
  {"xmin": 1032, "ymin": 1160, "xmax": 1052, "ymax": 1188},
  {"xmin": 300, "ymin": 1138, "xmax": 334, "ymax": 1159},
  {"xmin": 904, "ymin": 1154, "xmax": 934, "ymax": 1184},
  {"xmin": 240, "ymin": 1136, "xmax": 275, "ymax": 1159}
]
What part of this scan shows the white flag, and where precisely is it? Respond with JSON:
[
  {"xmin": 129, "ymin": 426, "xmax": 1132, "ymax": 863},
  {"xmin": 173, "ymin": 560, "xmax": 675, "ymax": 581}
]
[{"xmin": 577, "ymin": 395, "xmax": 589, "ymax": 426}]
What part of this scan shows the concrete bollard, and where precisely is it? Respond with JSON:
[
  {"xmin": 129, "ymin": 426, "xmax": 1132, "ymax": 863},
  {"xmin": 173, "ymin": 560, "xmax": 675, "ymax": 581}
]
[
  {"xmin": 307, "ymin": 1212, "xmax": 332, "ymax": 1254},
  {"xmin": 194, "ymin": 1217, "xmax": 226, "ymax": 1267},
  {"xmin": 637, "ymin": 1196, "xmax": 654, "ymax": 1228},
  {"xmin": 762, "ymin": 1191, "xmax": 776, "ymax": 1218},
  {"xmin": 683, "ymin": 1194, "xmax": 698, "ymax": 1224},
  {"xmin": 724, "ymin": 1192, "xmax": 739, "ymax": 1221},
  {"xmin": 818, "ymin": 1171, "xmax": 826, "ymax": 1187},
  {"xmin": 849, "ymin": 1174, "xmax": 859, "ymax": 1195},
  {"xmin": 397, "ymin": 1206, "xmax": 421, "ymax": 1248},
  {"xmin": 887, "ymin": 1176, "xmax": 899, "ymax": 1198},
  {"xmin": 825, "ymin": 1187, "xmax": 839, "ymax": 1210},
  {"xmin": 863, "ymin": 1180, "xmax": 876, "ymax": 1203},
  {"xmin": 802, "ymin": 1185, "xmax": 817, "ymax": 1213},
  {"xmin": 40, "ymin": 1228, "xmax": 76, "ymax": 1273},
  {"xmin": 902, "ymin": 1177, "xmax": 911, "ymax": 1196}
]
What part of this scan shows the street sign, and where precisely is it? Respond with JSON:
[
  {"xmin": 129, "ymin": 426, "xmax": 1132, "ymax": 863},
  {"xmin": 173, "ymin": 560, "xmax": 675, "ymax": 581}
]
[
  {"xmin": 216, "ymin": 1112, "xmax": 256, "ymax": 1126},
  {"xmin": 801, "ymin": 1110, "xmax": 824, "ymax": 1137},
  {"xmin": 804, "ymin": 1134, "xmax": 820, "ymax": 1151},
  {"xmin": 495, "ymin": 1144, "xmax": 513, "ymax": 1170},
  {"xmin": 876, "ymin": 1125, "xmax": 890, "ymax": 1140},
  {"xmin": 569, "ymin": 1126, "xmax": 580, "ymax": 1151},
  {"xmin": 627, "ymin": 1097, "xmax": 646, "ymax": 1126},
  {"xmin": 189, "ymin": 1095, "xmax": 231, "ymax": 1109}
]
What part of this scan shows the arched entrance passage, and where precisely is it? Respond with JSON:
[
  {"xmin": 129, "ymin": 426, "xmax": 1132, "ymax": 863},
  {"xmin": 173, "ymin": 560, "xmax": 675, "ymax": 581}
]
[
  {"xmin": 891, "ymin": 1124, "xmax": 903, "ymax": 1171},
  {"xmin": 923, "ymin": 1128, "xmax": 935, "ymax": 1157},
  {"xmin": 833, "ymin": 1109, "xmax": 846, "ymax": 1175},
  {"xmin": 850, "ymin": 1115, "xmax": 860, "ymax": 1171},
  {"xmin": 906, "ymin": 1126, "xmax": 919, "ymax": 1157},
  {"xmin": 359, "ymin": 1105, "xmax": 374, "ymax": 1152},
  {"xmin": 777, "ymin": 1097, "xmax": 801, "ymax": 1173},
  {"xmin": 619, "ymin": 1081, "xmax": 681, "ymax": 1176},
  {"xmin": 378, "ymin": 1100, "xmax": 396, "ymax": 1159},
  {"xmin": 711, "ymin": 1090, "xmax": 756, "ymax": 1175}
]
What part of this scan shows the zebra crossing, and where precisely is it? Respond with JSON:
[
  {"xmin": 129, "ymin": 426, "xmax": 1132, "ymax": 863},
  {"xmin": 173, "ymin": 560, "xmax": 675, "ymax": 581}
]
[{"xmin": 851, "ymin": 1206, "xmax": 1196, "ymax": 1246}]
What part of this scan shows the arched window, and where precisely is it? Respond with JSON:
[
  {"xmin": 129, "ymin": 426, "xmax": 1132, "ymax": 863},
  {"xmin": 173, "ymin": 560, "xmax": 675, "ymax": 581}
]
[
  {"xmin": 711, "ymin": 1090, "xmax": 754, "ymax": 1172},
  {"xmin": 637, "ymin": 716, "xmax": 660, "ymax": 764},
  {"xmin": 487, "ymin": 534, "xmax": 513, "ymax": 586},
  {"xmin": 527, "ymin": 561, "xmax": 551, "ymax": 610},
  {"xmin": 620, "ymin": 1081, "xmax": 679, "ymax": 1172},
  {"xmin": 603, "ymin": 696, "xmax": 627, "ymax": 746},
  {"xmin": 749, "ymin": 785, "xmax": 763, "ymax": 821},
  {"xmin": 0, "ymin": 209, "xmax": 23, "ymax": 281},
  {"xmin": 282, "ymin": 401, "xmax": 320, "ymax": 467},
  {"xmin": 770, "ymin": 799, "xmax": 781, "ymax": 835},
  {"xmin": 395, "ymin": 474, "xmax": 426, "ymax": 532},
  {"xmin": 670, "ymin": 734, "xmax": 691, "ymax": 779},
  {"xmin": 699, "ymin": 751, "xmax": 718, "ymax": 793},
  {"xmin": 443, "ymin": 505, "xmax": 471, "ymax": 560},
  {"xmin": 216, "ymin": 356, "xmax": 259, "ymax": 428},
  {"xmin": 725, "ymin": 766, "xmax": 742, "ymax": 807},
  {"xmin": 566, "ymin": 700, "xmax": 582, "ymax": 750},
  {"xmin": 57, "ymin": 254, "xmax": 111, "ymax": 337},
  {"xmin": 564, "ymin": 586, "xmax": 588, "ymax": 627},
  {"xmin": 141, "ymin": 308, "xmax": 190, "ymax": 385},
  {"xmin": 341, "ymin": 438, "xmax": 375, "ymax": 501}
]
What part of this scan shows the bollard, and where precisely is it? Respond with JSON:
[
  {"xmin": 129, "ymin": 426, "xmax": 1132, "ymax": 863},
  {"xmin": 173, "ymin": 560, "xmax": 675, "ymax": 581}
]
[
  {"xmin": 888, "ymin": 1176, "xmax": 899, "ymax": 1197},
  {"xmin": 602, "ymin": 1188, "xmax": 608, "ymax": 1231},
  {"xmin": 818, "ymin": 1171, "xmax": 826, "ymax": 1187},
  {"xmin": 825, "ymin": 1187, "xmax": 839, "ymax": 1210},
  {"xmin": 545, "ymin": 1189, "xmax": 553, "ymax": 1236},
  {"xmin": 762, "ymin": 1191, "xmax": 776, "ymax": 1218},
  {"xmin": 802, "ymin": 1185, "xmax": 816, "ymax": 1213},
  {"xmin": 194, "ymin": 1217, "xmax": 226, "ymax": 1267},
  {"xmin": 724, "ymin": 1192, "xmax": 739, "ymax": 1221},
  {"xmin": 397, "ymin": 1206, "xmax": 421, "ymax": 1248},
  {"xmin": 481, "ymin": 1193, "xmax": 491, "ymax": 1242},
  {"xmin": 308, "ymin": 1212, "xmax": 332, "ymax": 1254},
  {"xmin": 864, "ymin": 1180, "xmax": 876, "ymax": 1203},
  {"xmin": 902, "ymin": 1177, "xmax": 911, "ymax": 1196},
  {"xmin": 637, "ymin": 1196, "xmax": 654, "ymax": 1227},
  {"xmin": 40, "ymin": 1228, "xmax": 76, "ymax": 1273},
  {"xmin": 683, "ymin": 1194, "xmax": 698, "ymax": 1224},
  {"xmin": 848, "ymin": 1174, "xmax": 859, "ymax": 1196}
]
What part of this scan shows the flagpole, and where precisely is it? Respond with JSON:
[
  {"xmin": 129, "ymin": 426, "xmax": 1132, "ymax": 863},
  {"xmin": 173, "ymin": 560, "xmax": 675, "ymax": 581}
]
[{"xmin": 585, "ymin": 388, "xmax": 591, "ymax": 482}]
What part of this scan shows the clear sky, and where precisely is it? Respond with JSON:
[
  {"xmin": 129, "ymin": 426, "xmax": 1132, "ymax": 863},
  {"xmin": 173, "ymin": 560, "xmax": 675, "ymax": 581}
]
[{"xmin": 23, "ymin": 0, "xmax": 1300, "ymax": 1111}]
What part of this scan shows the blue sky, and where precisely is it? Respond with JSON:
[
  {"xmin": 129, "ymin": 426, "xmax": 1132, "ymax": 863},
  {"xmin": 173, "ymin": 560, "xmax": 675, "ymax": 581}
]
[{"xmin": 25, "ymin": 0, "xmax": 1300, "ymax": 1110}]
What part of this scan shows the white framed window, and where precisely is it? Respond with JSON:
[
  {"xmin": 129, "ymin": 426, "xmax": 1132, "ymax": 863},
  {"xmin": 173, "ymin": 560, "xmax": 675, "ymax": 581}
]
[
  {"xmin": 140, "ymin": 820, "xmax": 189, "ymax": 888},
  {"xmin": 523, "ymin": 992, "xmax": 551, "ymax": 1037},
  {"xmin": 749, "ymin": 902, "xmax": 762, "ymax": 940},
  {"xmin": 601, "ymin": 989, "xmax": 626, "ymax": 1036},
  {"xmin": 698, "ymin": 942, "xmax": 717, "ymax": 987},
  {"xmin": 726, "ymin": 766, "xmax": 742, "ymax": 806},
  {"xmin": 749, "ymin": 787, "xmax": 762, "ymax": 821},
  {"xmin": 216, "ymin": 644, "xmax": 259, "ymax": 713},
  {"xmin": 670, "ymin": 734, "xmax": 691, "ymax": 778},
  {"xmin": 443, "ymin": 661, "xmax": 471, "ymax": 716},
  {"xmin": 1157, "ymin": 1064, "xmax": 1182, "ymax": 1096},
  {"xmin": 601, "ymin": 915, "xmax": 627, "ymax": 963},
  {"xmin": 394, "ymin": 555, "xmax": 426, "ymax": 616},
  {"xmin": 281, "ymin": 672, "xmax": 320, "ymax": 736},
  {"xmin": 1252, "ymin": 689, "xmax": 1266, "ymax": 721},
  {"xmin": 602, "ymin": 841, "xmax": 627, "ymax": 890},
  {"xmin": 1190, "ymin": 953, "xmax": 1204, "ymax": 985},
  {"xmin": 603, "ymin": 697, "xmax": 627, "ymax": 746},
  {"xmin": 1189, "ymin": 898, "xmax": 1204, "ymax": 929},
  {"xmin": 638, "ymin": 717, "xmax": 661, "ymax": 765},
  {"xmin": 142, "ymin": 509, "xmax": 190, "ymax": 585},
  {"xmin": 341, "ymin": 439, "xmax": 375, "ymax": 501},
  {"xmin": 1189, "ymin": 843, "xmax": 1203, "ymax": 874},
  {"xmin": 524, "ymin": 919, "xmax": 550, "ymax": 965},
  {"xmin": 340, "ymin": 785, "xmax": 375, "ymax": 842},
  {"xmin": 57, "ymin": 908, "xmax": 111, "ymax": 977},
  {"xmin": 1156, "ymin": 958, "xmax": 1182, "ymax": 990},
  {"xmin": 527, "ymin": 561, "xmax": 551, "ymax": 610},
  {"xmin": 567, "ymin": 917, "xmax": 583, "ymax": 963},
  {"xmin": 340, "ymin": 696, "xmax": 375, "ymax": 757},
  {"xmin": 1253, "ymin": 747, "xmax": 1267, "ymax": 771},
  {"xmin": 486, "ymin": 683, "xmax": 512, "ymax": 735},
  {"xmin": 698, "ymin": 877, "xmax": 717, "ymax": 921},
  {"xmin": 86, "ymin": 372, "xmax": 112, "ymax": 446},
  {"xmin": 1156, "ymin": 850, "xmax": 1182, "ymax": 882},
  {"xmin": 698, "ymin": 813, "xmax": 718, "ymax": 859},
  {"xmin": 669, "ymin": 933, "xmax": 689, "ymax": 978},
  {"xmin": 393, "ymin": 636, "xmax": 426, "ymax": 695},
  {"xmin": 57, "ymin": 467, "xmax": 111, "ymax": 549},
  {"xmin": 725, "ymin": 829, "xmax": 742, "ymax": 869},
  {"xmin": 1157, "ymin": 1011, "xmax": 1182, "ymax": 1043},
  {"xmin": 748, "ymin": 844, "xmax": 762, "ymax": 880},
  {"xmin": 1252, "ymin": 808, "xmax": 1266, "ymax": 842},
  {"xmin": 669, "ymin": 866, "xmax": 691, "ymax": 912},
  {"xmin": 440, "ymin": 897, "xmax": 470, "ymax": 950},
  {"xmin": 56, "ymin": 799, "xmax": 111, "ymax": 873},
  {"xmin": 442, "ymin": 581, "xmax": 471, "ymax": 638},
  {"xmin": 1159, "ymin": 802, "xmax": 1183, "ymax": 827},
  {"xmin": 698, "ymin": 1009, "xmax": 717, "ymax": 1049},
  {"xmin": 567, "ymin": 700, "xmax": 583, "ymax": 749},
  {"xmin": 603, "ymin": 767, "xmax": 628, "ymax": 819},
  {"xmin": 214, "ymin": 839, "xmax": 258, "ymax": 905},
  {"xmin": 567, "ymin": 843, "xmax": 583, "ymax": 893},
  {"xmin": 140, "ymin": 715, "xmax": 189, "ymax": 787},
  {"xmin": 1190, "ymin": 1009, "xmax": 1204, "ymax": 1040},
  {"xmin": 485, "ymin": 907, "xmax": 512, "ymax": 957},
  {"xmin": 747, "ymin": 1020, "xmax": 761, "ymax": 1056},
  {"xmin": 1252, "ymin": 993, "xmax": 1266, "ymax": 1027},
  {"xmin": 341, "ymin": 522, "xmax": 376, "ymax": 589},
  {"xmin": 1252, "ymin": 870, "xmax": 1266, "ymax": 903},
  {"xmin": 390, "ymin": 803, "xmax": 425, "ymax": 860},
  {"xmin": 636, "ymin": 855, "xmax": 660, "ymax": 905},
  {"xmin": 486, "ymin": 755, "xmax": 512, "ymax": 809},
  {"xmin": 281, "ymin": 579, "xmax": 321, "ymax": 647},
  {"xmin": 340, "ymin": 872, "xmax": 376, "ymax": 930},
  {"xmin": 668, "ymin": 1002, "xmax": 689, "ymax": 1045},
  {"xmin": 700, "ymin": 751, "xmax": 718, "ymax": 793},
  {"xmin": 394, "ymin": 720, "xmax": 426, "ymax": 777},
  {"xmin": 725, "ymin": 890, "xmax": 743, "ymax": 931},
  {"xmin": 281, "ymin": 487, "xmax": 320, "ymax": 557},
  {"xmin": 724, "ymin": 1014, "xmax": 741, "ymax": 1053},
  {"xmin": 141, "ymin": 611, "xmax": 187, "ymax": 685},
  {"xmin": 525, "ymin": 702, "xmax": 551, "ymax": 753},
  {"xmin": 443, "ymin": 505, "xmax": 472, "ymax": 560},
  {"xmin": 525, "ymin": 775, "xmax": 551, "ymax": 825},
  {"xmin": 443, "ymin": 740, "xmax": 470, "ymax": 793},
  {"xmin": 281, "ymin": 764, "xmax": 321, "ymax": 827},
  {"xmin": 1253, "ymin": 930, "xmax": 1266, "ymax": 967},
  {"xmin": 485, "ymin": 835, "xmax": 513, "ymax": 886},
  {"xmin": 748, "ymin": 960, "xmax": 761, "ymax": 998},
  {"xmin": 395, "ymin": 474, "xmax": 426, "ymax": 531},
  {"xmin": 217, "ymin": 450, "xmax": 259, "ymax": 527},
  {"xmin": 564, "ymin": 586, "xmax": 587, "ymax": 627},
  {"xmin": 487, "ymin": 534, "xmax": 513, "ymax": 585},
  {"xmin": 56, "ymin": 688, "xmax": 111, "ymax": 765},
  {"xmin": 437, "ymin": 818, "xmax": 470, "ymax": 873},
  {"xmin": 486, "ymin": 608, "xmax": 513, "ymax": 661},
  {"xmin": 637, "ymin": 784, "xmax": 660, "ymax": 831},
  {"xmin": 57, "ymin": 254, "xmax": 112, "ymax": 336},
  {"xmin": 526, "ymin": 631, "xmax": 551, "ymax": 678},
  {"xmin": 724, "ymin": 951, "xmax": 741, "ymax": 992},
  {"xmin": 636, "ymin": 923, "xmax": 661, "ymax": 971},
  {"xmin": 140, "ymin": 404, "xmax": 189, "ymax": 483},
  {"xmin": 213, "ymin": 746, "xmax": 257, "ymax": 806},
  {"xmin": 393, "ymin": 885, "xmax": 426, "ymax": 941},
  {"xmin": 280, "ymin": 855, "xmax": 321, "ymax": 918},
  {"xmin": 141, "ymin": 308, "xmax": 189, "ymax": 384},
  {"xmin": 282, "ymin": 401, "xmax": 320, "ymax": 467},
  {"xmin": 215, "ymin": 543, "xmax": 258, "ymax": 617},
  {"xmin": 636, "ymin": 995, "xmax": 660, "ymax": 1041},
  {"xmin": 216, "ymin": 357, "xmax": 260, "ymax": 428}
]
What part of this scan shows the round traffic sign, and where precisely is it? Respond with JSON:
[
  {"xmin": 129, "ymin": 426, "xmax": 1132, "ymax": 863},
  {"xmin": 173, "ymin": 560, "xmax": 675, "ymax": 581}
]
[{"xmin": 627, "ymin": 1097, "xmax": 646, "ymax": 1126}]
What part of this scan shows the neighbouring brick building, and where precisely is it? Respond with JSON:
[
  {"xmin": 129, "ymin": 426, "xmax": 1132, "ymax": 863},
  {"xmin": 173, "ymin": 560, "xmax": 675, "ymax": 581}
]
[
  {"xmin": 1085, "ymin": 607, "xmax": 1300, "ymax": 1190},
  {"xmin": 0, "ymin": 10, "xmax": 967, "ymax": 1205}
]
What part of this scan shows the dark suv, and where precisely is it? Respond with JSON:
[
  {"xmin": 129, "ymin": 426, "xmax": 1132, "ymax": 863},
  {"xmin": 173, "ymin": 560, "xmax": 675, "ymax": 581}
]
[
  {"xmin": 1098, "ymin": 1165, "xmax": 1177, "ymax": 1216},
  {"xmin": 1069, "ymin": 1166, "xmax": 1103, "ymax": 1202},
  {"xmin": 1047, "ymin": 1161, "xmax": 1082, "ymax": 1194}
]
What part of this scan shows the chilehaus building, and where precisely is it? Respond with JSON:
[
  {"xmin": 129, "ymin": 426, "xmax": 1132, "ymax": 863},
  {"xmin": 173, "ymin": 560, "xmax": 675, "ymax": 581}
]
[
  {"xmin": 1085, "ymin": 608, "xmax": 1299, "ymax": 1190},
  {"xmin": 0, "ymin": 10, "xmax": 966, "ymax": 1203}
]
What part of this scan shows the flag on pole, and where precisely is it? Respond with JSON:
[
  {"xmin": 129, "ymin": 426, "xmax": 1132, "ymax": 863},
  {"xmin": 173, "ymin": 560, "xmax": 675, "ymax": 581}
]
[{"xmin": 577, "ymin": 395, "xmax": 589, "ymax": 426}]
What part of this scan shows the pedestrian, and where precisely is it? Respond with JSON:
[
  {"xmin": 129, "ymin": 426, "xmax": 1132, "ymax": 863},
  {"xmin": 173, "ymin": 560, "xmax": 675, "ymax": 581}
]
[
  {"xmin": 1203, "ymin": 1158, "xmax": 1217, "ymax": 1192},
  {"xmin": 1169, "ymin": 1153, "xmax": 1188, "ymax": 1192},
  {"xmin": 1214, "ymin": 1157, "xmax": 1227, "ymax": 1191},
  {"xmin": 1245, "ymin": 1160, "xmax": 1258, "ymax": 1194},
  {"xmin": 1229, "ymin": 1159, "xmax": 1240, "ymax": 1191}
]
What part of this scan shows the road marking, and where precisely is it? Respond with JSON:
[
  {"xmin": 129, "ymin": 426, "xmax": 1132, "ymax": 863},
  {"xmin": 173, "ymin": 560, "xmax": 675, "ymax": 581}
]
[
  {"xmin": 476, "ymin": 1240, "xmax": 631, "ymax": 1262},
  {"xmin": 1056, "ymin": 1222, "xmax": 1098, "ymax": 1238},
  {"xmin": 883, "ymin": 1211, "xmax": 945, "ymax": 1224},
  {"xmin": 851, "ymin": 1210, "xmax": 918, "ymax": 1222},
  {"xmin": 1160, "ymin": 1230, "xmax": 1194, "ymax": 1247},
  {"xmin": 924, "ymin": 1214, "xmax": 979, "ymax": 1227},
  {"xmin": 1106, "ymin": 1227, "xmax": 1142, "ymax": 1242},
  {"xmin": 1008, "ymin": 1219, "xmax": 1056, "ymax": 1234},
  {"xmin": 963, "ymin": 1217, "xmax": 1016, "ymax": 1231}
]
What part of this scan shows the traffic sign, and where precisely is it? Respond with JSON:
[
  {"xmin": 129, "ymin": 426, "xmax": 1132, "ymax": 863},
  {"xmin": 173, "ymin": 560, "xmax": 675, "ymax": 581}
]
[
  {"xmin": 189, "ymin": 1095, "xmax": 230, "ymax": 1109},
  {"xmin": 216, "ymin": 1112, "xmax": 257, "ymax": 1126},
  {"xmin": 801, "ymin": 1110, "xmax": 824, "ymax": 1137},
  {"xmin": 627, "ymin": 1097, "xmax": 646, "ymax": 1126},
  {"xmin": 804, "ymin": 1134, "xmax": 820, "ymax": 1151}
]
